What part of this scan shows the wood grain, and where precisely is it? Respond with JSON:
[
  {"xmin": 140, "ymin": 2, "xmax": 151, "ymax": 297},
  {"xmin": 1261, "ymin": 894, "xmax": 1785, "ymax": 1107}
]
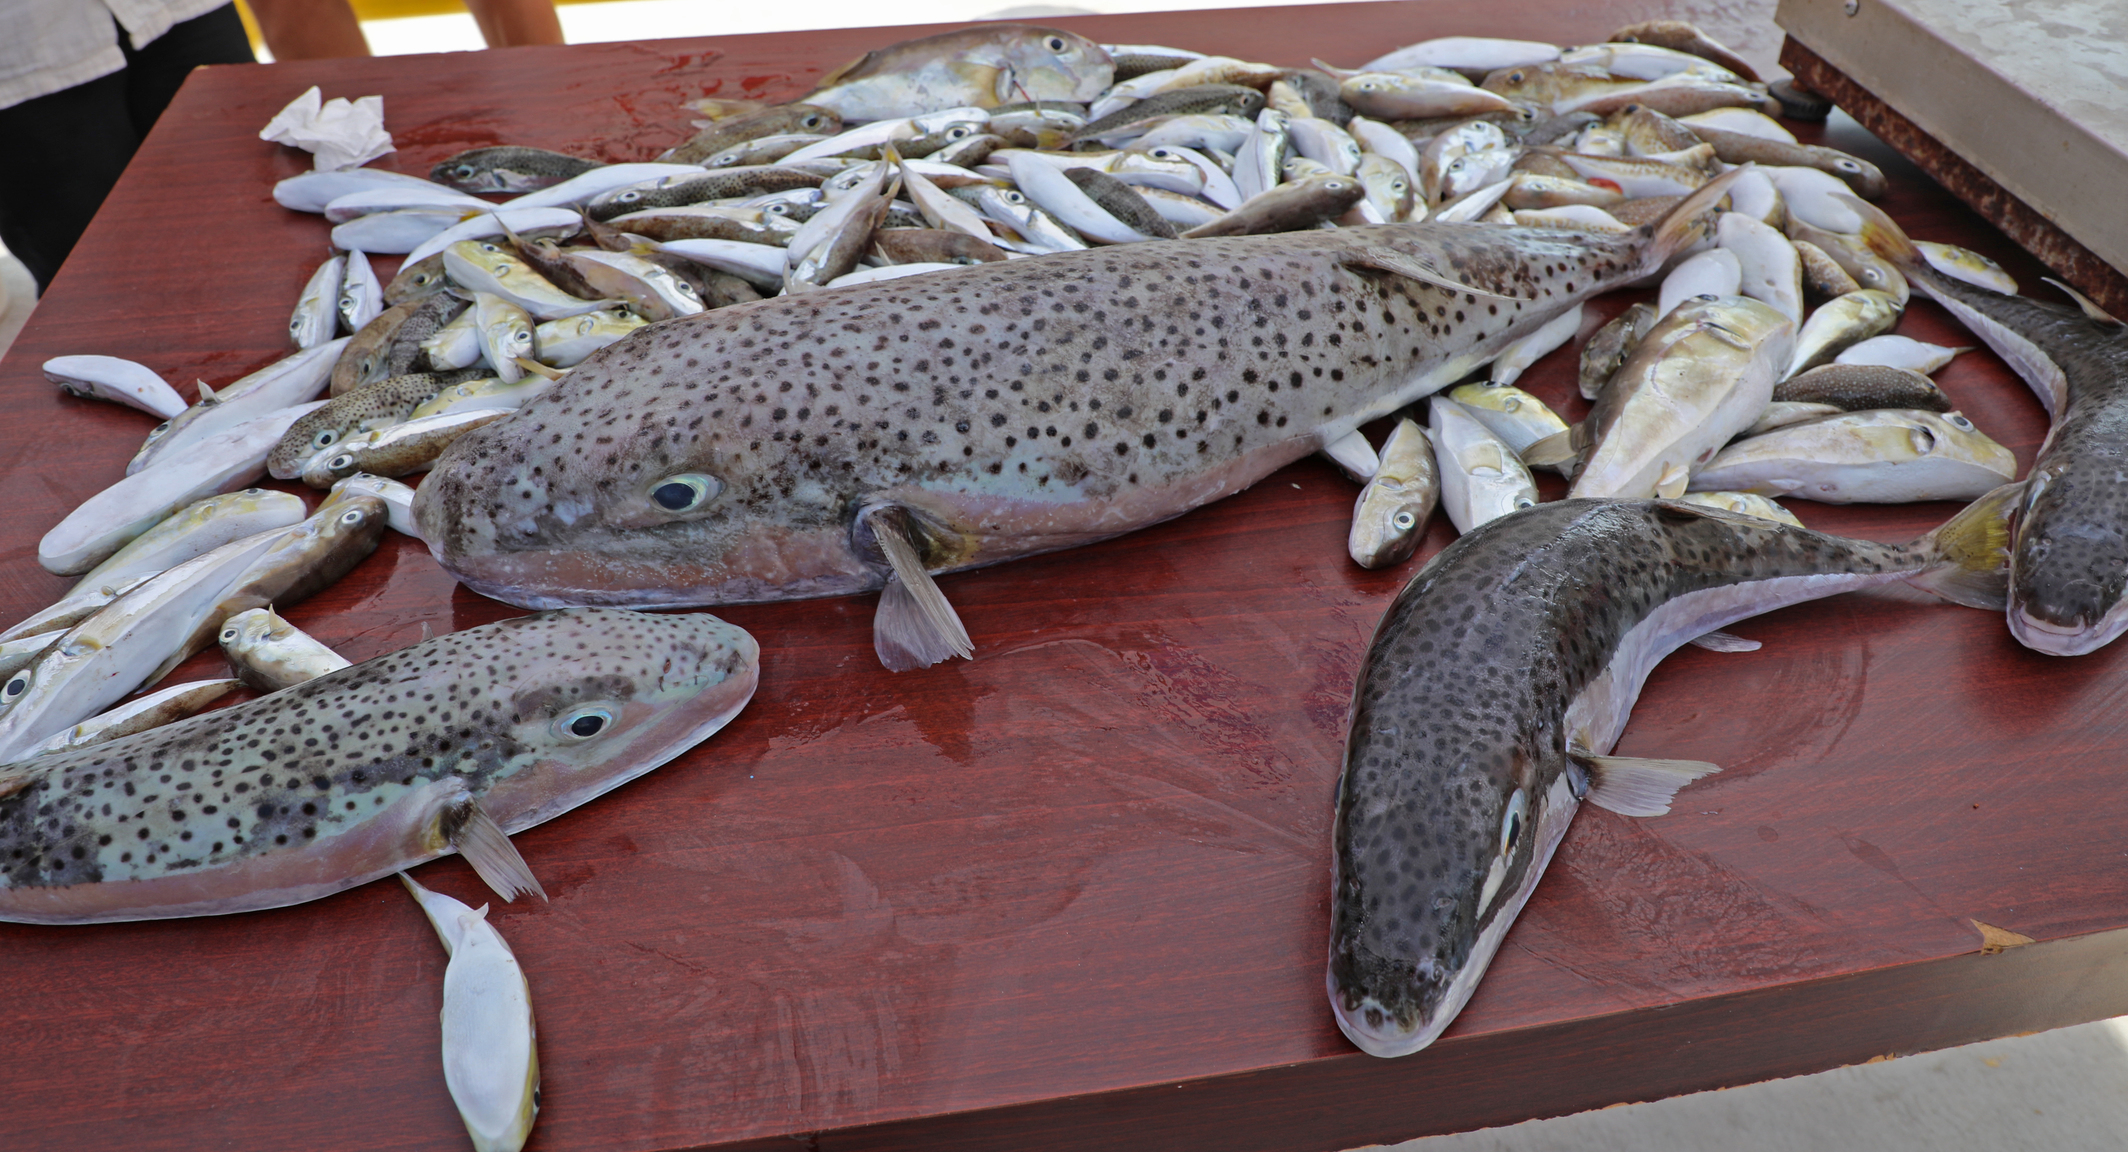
[{"xmin": 0, "ymin": 5, "xmax": 2120, "ymax": 1150}]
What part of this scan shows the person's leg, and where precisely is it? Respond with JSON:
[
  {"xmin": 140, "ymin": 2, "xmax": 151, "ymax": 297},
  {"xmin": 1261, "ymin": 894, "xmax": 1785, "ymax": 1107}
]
[
  {"xmin": 244, "ymin": 0, "xmax": 372, "ymax": 61},
  {"xmin": 463, "ymin": 0, "xmax": 563, "ymax": 48},
  {"xmin": 0, "ymin": 71, "xmax": 140, "ymax": 292},
  {"xmin": 118, "ymin": 3, "xmax": 254, "ymax": 137}
]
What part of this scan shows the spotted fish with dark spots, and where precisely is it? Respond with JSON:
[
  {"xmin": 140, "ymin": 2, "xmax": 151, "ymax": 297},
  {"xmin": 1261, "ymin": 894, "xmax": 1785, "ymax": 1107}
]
[
  {"xmin": 0, "ymin": 607, "xmax": 757, "ymax": 924},
  {"xmin": 415, "ymin": 172, "xmax": 1749, "ymax": 671},
  {"xmin": 1845, "ymin": 193, "xmax": 2128, "ymax": 655},
  {"xmin": 1331, "ymin": 496, "xmax": 2011, "ymax": 1058}
]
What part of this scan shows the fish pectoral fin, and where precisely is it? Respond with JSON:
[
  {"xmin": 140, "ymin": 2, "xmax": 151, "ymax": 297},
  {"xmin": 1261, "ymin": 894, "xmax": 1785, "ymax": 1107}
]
[
  {"xmin": 1520, "ymin": 428, "xmax": 1578, "ymax": 468},
  {"xmin": 1655, "ymin": 463, "xmax": 1691, "ymax": 499},
  {"xmin": 866, "ymin": 506, "xmax": 974, "ymax": 672},
  {"xmin": 2042, "ymin": 278, "xmax": 2123, "ymax": 325},
  {"xmin": 1321, "ymin": 430, "xmax": 1379, "ymax": 482},
  {"xmin": 811, "ymin": 49, "xmax": 877, "ymax": 91},
  {"xmin": 449, "ymin": 800, "xmax": 549, "ymax": 904},
  {"xmin": 1574, "ymin": 753, "xmax": 1720, "ymax": 817},
  {"xmin": 1338, "ymin": 245, "xmax": 1522, "ymax": 300},
  {"xmin": 1688, "ymin": 629, "xmax": 1762, "ymax": 653}
]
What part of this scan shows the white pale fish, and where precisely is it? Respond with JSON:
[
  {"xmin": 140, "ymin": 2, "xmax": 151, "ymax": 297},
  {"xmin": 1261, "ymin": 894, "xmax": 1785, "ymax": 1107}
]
[
  {"xmin": 1690, "ymin": 409, "xmax": 2018, "ymax": 503},
  {"xmin": 274, "ymin": 167, "xmax": 447, "ymax": 214},
  {"xmin": 45, "ymin": 402, "xmax": 327, "ymax": 575},
  {"xmin": 329, "ymin": 207, "xmax": 471, "ymax": 254},
  {"xmin": 1786, "ymin": 289, "xmax": 1903, "ymax": 378},
  {"xmin": 1678, "ymin": 490, "xmax": 1805, "ymax": 526},
  {"xmin": 1287, "ymin": 117, "xmax": 1363, "ymax": 176},
  {"xmin": 1355, "ymin": 153, "xmax": 1418, "ymax": 225},
  {"xmin": 411, "ymin": 376, "xmax": 554, "ymax": 420},
  {"xmin": 337, "ymin": 250, "xmax": 385, "ymax": 332},
  {"xmin": 474, "ymin": 293, "xmax": 535, "ymax": 385},
  {"xmin": 1558, "ymin": 42, "xmax": 1741, "ymax": 82},
  {"xmin": 1136, "ymin": 187, "xmax": 1226, "ymax": 229},
  {"xmin": 1433, "ymin": 177, "xmax": 1514, "ymax": 224},
  {"xmin": 444, "ymin": 240, "xmax": 611, "ymax": 322},
  {"xmin": 424, "ymin": 308, "xmax": 485, "ymax": 370},
  {"xmin": 1133, "ymin": 114, "xmax": 1254, "ymax": 155},
  {"xmin": 220, "ymin": 606, "xmax": 351, "ymax": 691},
  {"xmin": 650, "ymin": 239, "xmax": 788, "ymax": 291},
  {"xmin": 129, "ymin": 338, "xmax": 347, "ymax": 476},
  {"xmin": 1556, "ymin": 151, "xmax": 1707, "ymax": 199},
  {"xmin": 5, "ymin": 489, "xmax": 310, "ymax": 642},
  {"xmin": 1834, "ymin": 334, "xmax": 1970, "ymax": 374},
  {"xmin": 1007, "ymin": 153, "xmax": 1158, "ymax": 244},
  {"xmin": 1512, "ymin": 206, "xmax": 1629, "ymax": 232},
  {"xmin": 1448, "ymin": 381, "xmax": 1570, "ymax": 457},
  {"xmin": 1147, "ymin": 146, "xmax": 1239, "ymax": 208},
  {"xmin": 1767, "ymin": 166, "xmax": 1863, "ymax": 232},
  {"xmin": 1360, "ymin": 36, "xmax": 1559, "ymax": 73},
  {"xmin": 42, "ymin": 355, "xmax": 188, "ymax": 419},
  {"xmin": 322, "ymin": 185, "xmax": 493, "ymax": 224},
  {"xmin": 784, "ymin": 159, "xmax": 896, "ymax": 267},
  {"xmin": 898, "ymin": 162, "xmax": 993, "ymax": 240},
  {"xmin": 1659, "ymin": 248, "xmax": 1742, "ymax": 318},
  {"xmin": 290, "ymin": 255, "xmax": 345, "ymax": 348},
  {"xmin": 1486, "ymin": 302, "xmax": 1583, "ymax": 386},
  {"xmin": 1724, "ymin": 169, "xmax": 1785, "ymax": 227},
  {"xmin": 970, "ymin": 187, "xmax": 1086, "ymax": 254},
  {"xmin": 1348, "ymin": 417, "xmax": 1440, "ymax": 569},
  {"xmin": 0, "ymin": 529, "xmax": 286, "ymax": 761},
  {"xmin": 1716, "ymin": 211, "xmax": 1803, "ymax": 322},
  {"xmin": 328, "ymin": 473, "xmax": 422, "ymax": 539},
  {"xmin": 534, "ymin": 309, "xmax": 646, "ymax": 368},
  {"xmin": 827, "ymin": 263, "xmax": 963, "ymax": 288},
  {"xmin": 1427, "ymin": 398, "xmax": 1538, "ymax": 534},
  {"xmin": 27, "ymin": 678, "xmax": 240, "ymax": 758},
  {"xmin": 1571, "ymin": 295, "xmax": 1796, "ymax": 500},
  {"xmin": 1679, "ymin": 108, "xmax": 1796, "ymax": 142},
  {"xmin": 1232, "ymin": 109, "xmax": 1291, "ymax": 202},
  {"xmin": 1347, "ymin": 116, "xmax": 1420, "ymax": 173},
  {"xmin": 400, "ymin": 874, "xmax": 540, "ymax": 1152},
  {"xmin": 403, "ymin": 207, "xmax": 583, "ymax": 267},
  {"xmin": 496, "ymin": 162, "xmax": 705, "ymax": 211},
  {"xmin": 1915, "ymin": 240, "xmax": 2018, "ymax": 294}
]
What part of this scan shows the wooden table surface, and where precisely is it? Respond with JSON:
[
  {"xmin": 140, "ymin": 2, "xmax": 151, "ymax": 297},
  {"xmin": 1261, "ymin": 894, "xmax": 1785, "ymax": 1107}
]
[{"xmin": 5, "ymin": 3, "xmax": 2127, "ymax": 1150}]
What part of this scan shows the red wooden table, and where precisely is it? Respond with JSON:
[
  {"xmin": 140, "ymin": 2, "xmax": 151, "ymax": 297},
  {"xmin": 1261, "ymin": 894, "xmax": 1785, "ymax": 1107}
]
[{"xmin": 4, "ymin": 4, "xmax": 2125, "ymax": 1150}]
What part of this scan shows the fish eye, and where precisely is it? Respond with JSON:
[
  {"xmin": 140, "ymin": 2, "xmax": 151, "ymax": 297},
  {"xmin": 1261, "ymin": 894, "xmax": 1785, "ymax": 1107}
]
[
  {"xmin": 1501, "ymin": 788, "xmax": 1528, "ymax": 855},
  {"xmin": 313, "ymin": 429, "xmax": 338, "ymax": 448},
  {"xmin": 1948, "ymin": 413, "xmax": 1974, "ymax": 430},
  {"xmin": 338, "ymin": 507, "xmax": 366, "ymax": 525},
  {"xmin": 650, "ymin": 473, "xmax": 722, "ymax": 512},
  {"xmin": 289, "ymin": 317, "xmax": 303, "ymax": 333},
  {"xmin": 554, "ymin": 706, "xmax": 613, "ymax": 741},
  {"xmin": 1391, "ymin": 509, "xmax": 1417, "ymax": 531},
  {"xmin": 801, "ymin": 113, "xmax": 825, "ymax": 129},
  {"xmin": 1515, "ymin": 497, "xmax": 1535, "ymax": 509},
  {"xmin": 1506, "ymin": 70, "xmax": 1525, "ymax": 84},
  {"xmin": 416, "ymin": 271, "xmax": 439, "ymax": 286},
  {"xmin": 146, "ymin": 421, "xmax": 170, "ymax": 441},
  {"xmin": 947, "ymin": 125, "xmax": 973, "ymax": 140},
  {"xmin": 619, "ymin": 190, "xmax": 641, "ymax": 202},
  {"xmin": 766, "ymin": 202, "xmax": 791, "ymax": 215},
  {"xmin": 1045, "ymin": 35, "xmax": 1067, "ymax": 51},
  {"xmin": 328, "ymin": 452, "xmax": 356, "ymax": 471},
  {"xmin": 0, "ymin": 672, "xmax": 28, "ymax": 702},
  {"xmin": 479, "ymin": 242, "xmax": 504, "ymax": 253},
  {"xmin": 1003, "ymin": 190, "xmax": 1027, "ymax": 204},
  {"xmin": 219, "ymin": 625, "xmax": 239, "ymax": 644}
]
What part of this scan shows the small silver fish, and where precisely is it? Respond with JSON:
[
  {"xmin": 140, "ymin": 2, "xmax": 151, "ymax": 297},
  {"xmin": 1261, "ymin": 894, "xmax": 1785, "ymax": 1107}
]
[
  {"xmin": 220, "ymin": 606, "xmax": 352, "ymax": 691},
  {"xmin": 291, "ymin": 255, "xmax": 346, "ymax": 348},
  {"xmin": 1348, "ymin": 418, "xmax": 1438, "ymax": 568}
]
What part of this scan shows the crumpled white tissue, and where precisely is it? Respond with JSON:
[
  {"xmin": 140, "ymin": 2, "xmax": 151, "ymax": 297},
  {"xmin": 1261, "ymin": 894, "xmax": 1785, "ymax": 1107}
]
[{"xmin": 259, "ymin": 86, "xmax": 396, "ymax": 171}]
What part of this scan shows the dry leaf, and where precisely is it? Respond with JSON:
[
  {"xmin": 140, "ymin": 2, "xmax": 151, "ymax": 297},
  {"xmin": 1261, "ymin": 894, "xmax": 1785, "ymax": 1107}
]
[{"xmin": 1971, "ymin": 919, "xmax": 2036, "ymax": 955}]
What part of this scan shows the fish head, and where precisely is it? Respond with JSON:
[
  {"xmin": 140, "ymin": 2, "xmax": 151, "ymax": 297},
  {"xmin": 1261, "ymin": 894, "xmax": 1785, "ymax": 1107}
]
[
  {"xmin": 996, "ymin": 27, "xmax": 1114, "ymax": 103},
  {"xmin": 412, "ymin": 343, "xmax": 874, "ymax": 608},
  {"xmin": 474, "ymin": 607, "xmax": 760, "ymax": 825},
  {"xmin": 2009, "ymin": 469, "xmax": 2128, "ymax": 655},
  {"xmin": 1329, "ymin": 736, "xmax": 1580, "ymax": 1057}
]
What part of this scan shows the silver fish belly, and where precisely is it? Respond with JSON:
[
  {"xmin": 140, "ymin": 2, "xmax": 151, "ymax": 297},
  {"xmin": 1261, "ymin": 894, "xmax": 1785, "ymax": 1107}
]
[
  {"xmin": 1330, "ymin": 497, "xmax": 2006, "ymax": 1057},
  {"xmin": 0, "ymin": 607, "xmax": 759, "ymax": 923},
  {"xmin": 416, "ymin": 179, "xmax": 1739, "ymax": 624}
]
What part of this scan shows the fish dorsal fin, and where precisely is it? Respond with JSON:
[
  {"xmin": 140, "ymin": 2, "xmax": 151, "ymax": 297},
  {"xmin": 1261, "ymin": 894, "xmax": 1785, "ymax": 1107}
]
[
  {"xmin": 2043, "ymin": 278, "xmax": 2123, "ymax": 325},
  {"xmin": 1520, "ymin": 427, "xmax": 1578, "ymax": 468},
  {"xmin": 450, "ymin": 800, "xmax": 548, "ymax": 903},
  {"xmin": 866, "ymin": 505, "xmax": 973, "ymax": 672},
  {"xmin": 196, "ymin": 380, "xmax": 217, "ymax": 404},
  {"xmin": 1574, "ymin": 753, "xmax": 1720, "ymax": 817},
  {"xmin": 1688, "ymin": 629, "xmax": 1761, "ymax": 652},
  {"xmin": 812, "ymin": 48, "xmax": 878, "ymax": 91},
  {"xmin": 1321, "ymin": 429, "xmax": 1379, "ymax": 482},
  {"xmin": 1655, "ymin": 461, "xmax": 1690, "ymax": 499},
  {"xmin": 1338, "ymin": 245, "xmax": 1522, "ymax": 300}
]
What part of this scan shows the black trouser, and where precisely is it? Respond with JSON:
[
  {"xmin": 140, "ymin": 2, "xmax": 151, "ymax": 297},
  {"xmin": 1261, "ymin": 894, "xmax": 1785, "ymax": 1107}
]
[{"xmin": 0, "ymin": 4, "xmax": 253, "ymax": 293}]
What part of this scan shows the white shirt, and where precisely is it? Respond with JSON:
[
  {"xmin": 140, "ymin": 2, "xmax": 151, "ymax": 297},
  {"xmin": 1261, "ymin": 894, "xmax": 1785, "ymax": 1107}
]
[{"xmin": 0, "ymin": 0, "xmax": 233, "ymax": 111}]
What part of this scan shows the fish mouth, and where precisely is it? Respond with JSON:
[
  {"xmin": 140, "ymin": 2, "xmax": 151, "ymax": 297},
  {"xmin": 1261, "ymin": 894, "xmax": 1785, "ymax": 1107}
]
[
  {"xmin": 1327, "ymin": 974, "xmax": 1453, "ymax": 1058},
  {"xmin": 2008, "ymin": 602, "xmax": 2128, "ymax": 657}
]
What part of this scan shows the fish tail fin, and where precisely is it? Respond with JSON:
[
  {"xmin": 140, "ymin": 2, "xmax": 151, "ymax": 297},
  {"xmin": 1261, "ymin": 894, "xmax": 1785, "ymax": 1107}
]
[
  {"xmin": 1643, "ymin": 164, "xmax": 1751, "ymax": 266},
  {"xmin": 1834, "ymin": 191, "xmax": 1928, "ymax": 274},
  {"xmin": 1907, "ymin": 480, "xmax": 2020, "ymax": 609}
]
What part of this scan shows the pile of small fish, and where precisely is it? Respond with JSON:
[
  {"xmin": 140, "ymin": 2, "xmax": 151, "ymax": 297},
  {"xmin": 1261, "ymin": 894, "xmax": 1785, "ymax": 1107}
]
[{"xmin": 15, "ymin": 12, "xmax": 2128, "ymax": 1146}]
